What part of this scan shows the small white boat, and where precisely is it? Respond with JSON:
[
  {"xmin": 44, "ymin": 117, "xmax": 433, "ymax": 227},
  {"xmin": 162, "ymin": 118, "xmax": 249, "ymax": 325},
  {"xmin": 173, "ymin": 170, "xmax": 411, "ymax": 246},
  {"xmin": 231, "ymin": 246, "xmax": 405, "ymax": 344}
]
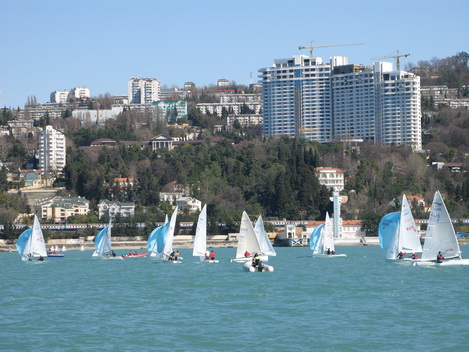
[
  {"xmin": 242, "ymin": 260, "xmax": 274, "ymax": 272},
  {"xmin": 378, "ymin": 194, "xmax": 422, "ymax": 264},
  {"xmin": 92, "ymin": 220, "xmax": 123, "ymax": 260},
  {"xmin": 310, "ymin": 212, "xmax": 347, "ymax": 258},
  {"xmin": 15, "ymin": 215, "xmax": 48, "ymax": 262},
  {"xmin": 414, "ymin": 191, "xmax": 469, "ymax": 267},
  {"xmin": 192, "ymin": 205, "xmax": 219, "ymax": 263}
]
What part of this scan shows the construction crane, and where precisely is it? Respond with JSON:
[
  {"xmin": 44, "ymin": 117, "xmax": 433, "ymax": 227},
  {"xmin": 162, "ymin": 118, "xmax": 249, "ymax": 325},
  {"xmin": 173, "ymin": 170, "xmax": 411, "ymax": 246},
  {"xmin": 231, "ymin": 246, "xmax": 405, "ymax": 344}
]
[
  {"xmin": 298, "ymin": 40, "xmax": 365, "ymax": 57},
  {"xmin": 371, "ymin": 50, "xmax": 410, "ymax": 71}
]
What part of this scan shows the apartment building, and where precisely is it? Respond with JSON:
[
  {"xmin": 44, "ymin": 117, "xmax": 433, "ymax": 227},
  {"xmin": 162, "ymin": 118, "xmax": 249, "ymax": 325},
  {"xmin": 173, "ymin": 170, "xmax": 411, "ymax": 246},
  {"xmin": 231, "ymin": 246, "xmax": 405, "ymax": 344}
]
[
  {"xmin": 38, "ymin": 125, "xmax": 66, "ymax": 175},
  {"xmin": 70, "ymin": 87, "xmax": 90, "ymax": 99},
  {"xmin": 314, "ymin": 167, "xmax": 345, "ymax": 192},
  {"xmin": 259, "ymin": 54, "xmax": 422, "ymax": 150},
  {"xmin": 50, "ymin": 90, "xmax": 69, "ymax": 104},
  {"xmin": 34, "ymin": 196, "xmax": 90, "ymax": 223},
  {"xmin": 128, "ymin": 77, "xmax": 160, "ymax": 104}
]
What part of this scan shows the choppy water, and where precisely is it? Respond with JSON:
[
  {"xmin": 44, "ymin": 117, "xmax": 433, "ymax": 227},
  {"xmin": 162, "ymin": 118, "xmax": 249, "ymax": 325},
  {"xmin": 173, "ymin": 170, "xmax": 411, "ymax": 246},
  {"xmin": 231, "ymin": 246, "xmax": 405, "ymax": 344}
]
[{"xmin": 1, "ymin": 246, "xmax": 468, "ymax": 351}]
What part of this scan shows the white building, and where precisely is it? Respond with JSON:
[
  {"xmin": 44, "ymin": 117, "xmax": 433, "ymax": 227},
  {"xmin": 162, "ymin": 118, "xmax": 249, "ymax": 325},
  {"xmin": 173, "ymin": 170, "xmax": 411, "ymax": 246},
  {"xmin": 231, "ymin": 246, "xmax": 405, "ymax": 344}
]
[
  {"xmin": 70, "ymin": 87, "xmax": 90, "ymax": 99},
  {"xmin": 38, "ymin": 125, "xmax": 66, "ymax": 175},
  {"xmin": 152, "ymin": 100, "xmax": 187, "ymax": 122},
  {"xmin": 315, "ymin": 167, "xmax": 344, "ymax": 192},
  {"xmin": 259, "ymin": 55, "xmax": 332, "ymax": 142},
  {"xmin": 50, "ymin": 90, "xmax": 69, "ymax": 104},
  {"xmin": 98, "ymin": 200, "xmax": 135, "ymax": 220},
  {"xmin": 176, "ymin": 197, "xmax": 202, "ymax": 213},
  {"xmin": 128, "ymin": 77, "xmax": 160, "ymax": 104},
  {"xmin": 34, "ymin": 196, "xmax": 90, "ymax": 223},
  {"xmin": 72, "ymin": 106, "xmax": 124, "ymax": 125},
  {"xmin": 259, "ymin": 54, "xmax": 422, "ymax": 150}
]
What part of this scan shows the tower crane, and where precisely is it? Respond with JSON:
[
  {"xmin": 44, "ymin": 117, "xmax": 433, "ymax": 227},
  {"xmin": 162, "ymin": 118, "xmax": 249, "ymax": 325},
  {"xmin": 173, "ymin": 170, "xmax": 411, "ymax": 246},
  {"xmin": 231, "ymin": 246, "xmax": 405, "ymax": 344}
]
[
  {"xmin": 298, "ymin": 40, "xmax": 365, "ymax": 57},
  {"xmin": 371, "ymin": 50, "xmax": 410, "ymax": 71}
]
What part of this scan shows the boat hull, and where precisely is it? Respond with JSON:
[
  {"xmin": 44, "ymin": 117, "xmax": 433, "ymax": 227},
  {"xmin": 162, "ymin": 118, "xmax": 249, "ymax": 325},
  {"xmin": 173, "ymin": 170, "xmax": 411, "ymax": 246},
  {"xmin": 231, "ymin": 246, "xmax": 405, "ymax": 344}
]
[
  {"xmin": 47, "ymin": 253, "xmax": 64, "ymax": 258},
  {"xmin": 122, "ymin": 253, "xmax": 148, "ymax": 258},
  {"xmin": 413, "ymin": 259, "xmax": 469, "ymax": 266},
  {"xmin": 231, "ymin": 255, "xmax": 268, "ymax": 263},
  {"xmin": 242, "ymin": 262, "xmax": 274, "ymax": 272},
  {"xmin": 385, "ymin": 258, "xmax": 421, "ymax": 265},
  {"xmin": 313, "ymin": 253, "xmax": 347, "ymax": 258}
]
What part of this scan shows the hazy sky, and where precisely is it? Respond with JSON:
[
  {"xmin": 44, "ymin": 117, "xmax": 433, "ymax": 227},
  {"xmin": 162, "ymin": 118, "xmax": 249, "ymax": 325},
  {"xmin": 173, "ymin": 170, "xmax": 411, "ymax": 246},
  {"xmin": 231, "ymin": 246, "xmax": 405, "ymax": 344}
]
[{"xmin": 1, "ymin": 0, "xmax": 467, "ymax": 108}]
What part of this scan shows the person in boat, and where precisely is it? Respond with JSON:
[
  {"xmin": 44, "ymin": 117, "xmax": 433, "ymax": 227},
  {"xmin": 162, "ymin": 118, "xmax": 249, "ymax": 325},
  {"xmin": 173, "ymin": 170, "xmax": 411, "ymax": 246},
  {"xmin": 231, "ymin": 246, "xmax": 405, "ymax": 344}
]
[
  {"xmin": 397, "ymin": 251, "xmax": 405, "ymax": 259},
  {"xmin": 38, "ymin": 255, "xmax": 44, "ymax": 261},
  {"xmin": 28, "ymin": 253, "xmax": 33, "ymax": 261},
  {"xmin": 436, "ymin": 251, "xmax": 444, "ymax": 262},
  {"xmin": 168, "ymin": 251, "xmax": 175, "ymax": 261},
  {"xmin": 411, "ymin": 253, "xmax": 419, "ymax": 260},
  {"xmin": 111, "ymin": 251, "xmax": 116, "ymax": 257},
  {"xmin": 331, "ymin": 250, "xmax": 335, "ymax": 255},
  {"xmin": 244, "ymin": 251, "xmax": 250, "ymax": 257},
  {"xmin": 205, "ymin": 250, "xmax": 210, "ymax": 260},
  {"xmin": 210, "ymin": 250, "xmax": 216, "ymax": 261},
  {"xmin": 252, "ymin": 253, "xmax": 260, "ymax": 267},
  {"xmin": 326, "ymin": 248, "xmax": 331, "ymax": 255},
  {"xmin": 174, "ymin": 250, "xmax": 180, "ymax": 261}
]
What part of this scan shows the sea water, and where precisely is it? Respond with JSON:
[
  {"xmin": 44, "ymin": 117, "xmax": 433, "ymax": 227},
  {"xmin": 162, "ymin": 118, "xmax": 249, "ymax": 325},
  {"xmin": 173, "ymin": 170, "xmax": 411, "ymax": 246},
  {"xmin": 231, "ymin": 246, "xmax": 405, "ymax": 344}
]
[{"xmin": 1, "ymin": 246, "xmax": 468, "ymax": 352}]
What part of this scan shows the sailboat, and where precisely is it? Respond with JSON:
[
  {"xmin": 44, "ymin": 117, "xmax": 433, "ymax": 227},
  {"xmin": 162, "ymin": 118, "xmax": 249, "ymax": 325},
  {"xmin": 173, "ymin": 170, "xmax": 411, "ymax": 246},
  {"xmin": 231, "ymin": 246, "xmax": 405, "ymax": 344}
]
[
  {"xmin": 414, "ymin": 191, "xmax": 469, "ymax": 266},
  {"xmin": 148, "ymin": 219, "xmax": 170, "ymax": 258},
  {"xmin": 192, "ymin": 204, "xmax": 218, "ymax": 263},
  {"xmin": 161, "ymin": 207, "xmax": 181, "ymax": 263},
  {"xmin": 15, "ymin": 215, "xmax": 48, "ymax": 261},
  {"xmin": 254, "ymin": 215, "xmax": 276, "ymax": 258},
  {"xmin": 378, "ymin": 194, "xmax": 422, "ymax": 263},
  {"xmin": 92, "ymin": 220, "xmax": 123, "ymax": 260},
  {"xmin": 231, "ymin": 211, "xmax": 266, "ymax": 263},
  {"xmin": 310, "ymin": 212, "xmax": 347, "ymax": 257},
  {"xmin": 231, "ymin": 211, "xmax": 274, "ymax": 271}
]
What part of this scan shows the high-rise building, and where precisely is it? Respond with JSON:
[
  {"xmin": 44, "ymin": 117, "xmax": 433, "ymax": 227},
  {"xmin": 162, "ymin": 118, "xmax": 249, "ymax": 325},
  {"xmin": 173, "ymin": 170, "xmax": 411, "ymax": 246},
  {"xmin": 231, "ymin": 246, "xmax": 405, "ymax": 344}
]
[
  {"xmin": 259, "ymin": 54, "xmax": 422, "ymax": 150},
  {"xmin": 70, "ymin": 87, "xmax": 90, "ymax": 99},
  {"xmin": 259, "ymin": 55, "xmax": 332, "ymax": 142},
  {"xmin": 50, "ymin": 90, "xmax": 69, "ymax": 104},
  {"xmin": 38, "ymin": 125, "xmax": 66, "ymax": 175},
  {"xmin": 128, "ymin": 77, "xmax": 160, "ymax": 104}
]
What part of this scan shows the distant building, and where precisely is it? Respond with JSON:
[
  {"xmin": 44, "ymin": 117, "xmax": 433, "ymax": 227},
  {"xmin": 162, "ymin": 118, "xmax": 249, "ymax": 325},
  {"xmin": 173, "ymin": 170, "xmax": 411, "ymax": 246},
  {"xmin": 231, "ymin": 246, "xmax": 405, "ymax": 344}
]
[
  {"xmin": 72, "ymin": 106, "xmax": 124, "ymax": 125},
  {"xmin": 315, "ymin": 167, "xmax": 345, "ymax": 191},
  {"xmin": 159, "ymin": 181, "xmax": 189, "ymax": 203},
  {"xmin": 98, "ymin": 199, "xmax": 135, "ymax": 220},
  {"xmin": 38, "ymin": 125, "xmax": 66, "ymax": 176},
  {"xmin": 152, "ymin": 100, "xmax": 187, "ymax": 122},
  {"xmin": 50, "ymin": 90, "xmax": 69, "ymax": 104},
  {"xmin": 128, "ymin": 77, "xmax": 160, "ymax": 104},
  {"xmin": 8, "ymin": 117, "xmax": 35, "ymax": 139},
  {"xmin": 149, "ymin": 135, "xmax": 174, "ymax": 151},
  {"xmin": 34, "ymin": 196, "xmax": 90, "ymax": 223},
  {"xmin": 260, "ymin": 54, "xmax": 422, "ymax": 150},
  {"xmin": 19, "ymin": 170, "xmax": 42, "ymax": 187},
  {"xmin": 70, "ymin": 87, "xmax": 90, "ymax": 99},
  {"xmin": 176, "ymin": 197, "xmax": 202, "ymax": 213},
  {"xmin": 217, "ymin": 79, "xmax": 230, "ymax": 88}
]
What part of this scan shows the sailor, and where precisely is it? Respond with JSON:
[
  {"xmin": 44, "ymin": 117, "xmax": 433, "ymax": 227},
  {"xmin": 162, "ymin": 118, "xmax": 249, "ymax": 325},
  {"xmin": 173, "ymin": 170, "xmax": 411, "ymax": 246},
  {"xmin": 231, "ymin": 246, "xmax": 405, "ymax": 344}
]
[
  {"xmin": 205, "ymin": 250, "xmax": 210, "ymax": 260},
  {"xmin": 411, "ymin": 253, "xmax": 419, "ymax": 259},
  {"xmin": 210, "ymin": 250, "xmax": 216, "ymax": 261},
  {"xmin": 437, "ymin": 251, "xmax": 444, "ymax": 262},
  {"xmin": 112, "ymin": 251, "xmax": 116, "ymax": 257},
  {"xmin": 38, "ymin": 255, "xmax": 44, "ymax": 261},
  {"xmin": 169, "ymin": 251, "xmax": 175, "ymax": 261},
  {"xmin": 326, "ymin": 248, "xmax": 331, "ymax": 255},
  {"xmin": 244, "ymin": 251, "xmax": 250, "ymax": 257},
  {"xmin": 397, "ymin": 252, "xmax": 405, "ymax": 260},
  {"xmin": 252, "ymin": 253, "xmax": 260, "ymax": 267},
  {"xmin": 174, "ymin": 250, "xmax": 180, "ymax": 261},
  {"xmin": 331, "ymin": 250, "xmax": 335, "ymax": 255}
]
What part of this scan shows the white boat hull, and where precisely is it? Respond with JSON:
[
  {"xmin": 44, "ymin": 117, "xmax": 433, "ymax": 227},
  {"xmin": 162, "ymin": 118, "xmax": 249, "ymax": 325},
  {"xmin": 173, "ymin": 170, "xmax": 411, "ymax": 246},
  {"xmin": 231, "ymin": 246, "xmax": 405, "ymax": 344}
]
[
  {"xmin": 385, "ymin": 258, "xmax": 421, "ymax": 265},
  {"xmin": 413, "ymin": 259, "xmax": 469, "ymax": 266},
  {"xmin": 231, "ymin": 255, "xmax": 268, "ymax": 263},
  {"xmin": 242, "ymin": 262, "xmax": 274, "ymax": 272},
  {"xmin": 314, "ymin": 253, "xmax": 347, "ymax": 258}
]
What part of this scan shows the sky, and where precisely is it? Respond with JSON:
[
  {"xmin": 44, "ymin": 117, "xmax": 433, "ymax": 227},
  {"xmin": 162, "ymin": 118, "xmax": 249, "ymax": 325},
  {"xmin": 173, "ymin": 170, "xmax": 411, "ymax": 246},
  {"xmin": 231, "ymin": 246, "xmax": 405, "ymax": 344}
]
[{"xmin": 1, "ymin": 0, "xmax": 468, "ymax": 108}]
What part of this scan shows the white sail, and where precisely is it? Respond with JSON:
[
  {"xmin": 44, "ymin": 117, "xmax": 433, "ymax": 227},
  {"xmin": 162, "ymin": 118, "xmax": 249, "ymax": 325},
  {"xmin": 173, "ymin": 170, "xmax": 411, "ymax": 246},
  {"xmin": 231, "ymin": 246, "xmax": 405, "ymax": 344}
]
[
  {"xmin": 254, "ymin": 215, "xmax": 276, "ymax": 257},
  {"xmin": 235, "ymin": 211, "xmax": 261, "ymax": 259},
  {"xmin": 192, "ymin": 204, "xmax": 207, "ymax": 259},
  {"xmin": 163, "ymin": 206, "xmax": 178, "ymax": 258},
  {"xmin": 93, "ymin": 220, "xmax": 112, "ymax": 257},
  {"xmin": 421, "ymin": 191, "xmax": 461, "ymax": 260},
  {"xmin": 385, "ymin": 194, "xmax": 422, "ymax": 260},
  {"xmin": 322, "ymin": 212, "xmax": 334, "ymax": 254},
  {"xmin": 16, "ymin": 215, "xmax": 47, "ymax": 261}
]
